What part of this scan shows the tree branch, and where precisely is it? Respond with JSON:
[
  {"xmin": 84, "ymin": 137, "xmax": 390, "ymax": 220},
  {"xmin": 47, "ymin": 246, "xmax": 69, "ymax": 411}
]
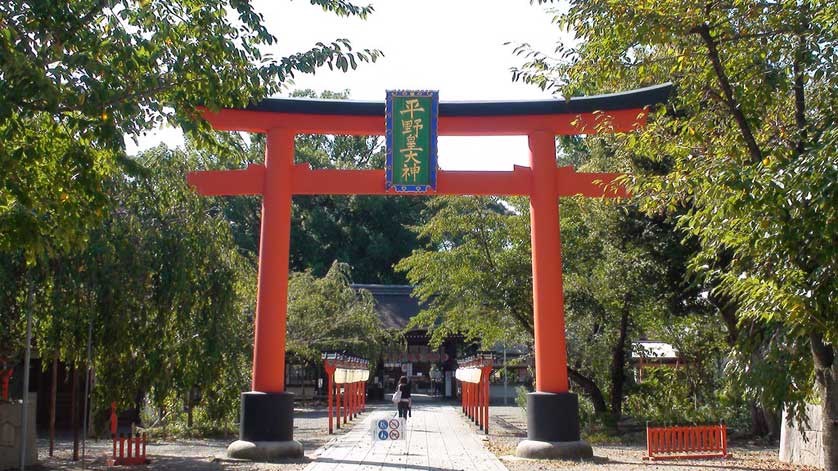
[
  {"xmin": 568, "ymin": 366, "xmax": 608, "ymax": 414},
  {"xmin": 609, "ymin": 299, "xmax": 631, "ymax": 422},
  {"xmin": 716, "ymin": 28, "xmax": 795, "ymax": 44},
  {"xmin": 692, "ymin": 23, "xmax": 763, "ymax": 164},
  {"xmin": 792, "ymin": 40, "xmax": 807, "ymax": 157},
  {"xmin": 811, "ymin": 332, "xmax": 834, "ymax": 371},
  {"xmin": 62, "ymin": 0, "xmax": 110, "ymax": 42},
  {"xmin": 509, "ymin": 308, "xmax": 534, "ymax": 337}
]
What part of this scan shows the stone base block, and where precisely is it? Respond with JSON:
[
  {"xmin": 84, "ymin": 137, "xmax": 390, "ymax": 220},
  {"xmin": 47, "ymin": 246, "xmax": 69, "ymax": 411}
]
[
  {"xmin": 239, "ymin": 391, "xmax": 295, "ymax": 442},
  {"xmin": 0, "ymin": 395, "xmax": 37, "ymax": 469},
  {"xmin": 227, "ymin": 440, "xmax": 303, "ymax": 461},
  {"xmin": 526, "ymin": 392, "xmax": 581, "ymax": 442},
  {"xmin": 515, "ymin": 440, "xmax": 593, "ymax": 460}
]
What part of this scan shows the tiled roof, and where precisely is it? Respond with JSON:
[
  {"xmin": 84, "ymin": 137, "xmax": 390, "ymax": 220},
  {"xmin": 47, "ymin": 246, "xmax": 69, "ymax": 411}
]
[{"xmin": 352, "ymin": 284, "xmax": 425, "ymax": 331}]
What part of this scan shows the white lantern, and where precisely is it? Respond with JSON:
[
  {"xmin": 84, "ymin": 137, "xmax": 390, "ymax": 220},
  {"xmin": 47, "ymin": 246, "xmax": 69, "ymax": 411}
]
[{"xmin": 334, "ymin": 368, "xmax": 347, "ymax": 384}]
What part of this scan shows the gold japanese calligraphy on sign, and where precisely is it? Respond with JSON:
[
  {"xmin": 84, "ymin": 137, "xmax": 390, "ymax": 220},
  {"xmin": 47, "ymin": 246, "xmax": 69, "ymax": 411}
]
[{"xmin": 386, "ymin": 91, "xmax": 438, "ymax": 192}]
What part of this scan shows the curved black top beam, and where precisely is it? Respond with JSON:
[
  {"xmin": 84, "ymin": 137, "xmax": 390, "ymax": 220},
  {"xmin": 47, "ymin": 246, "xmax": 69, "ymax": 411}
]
[{"xmin": 243, "ymin": 83, "xmax": 672, "ymax": 117}]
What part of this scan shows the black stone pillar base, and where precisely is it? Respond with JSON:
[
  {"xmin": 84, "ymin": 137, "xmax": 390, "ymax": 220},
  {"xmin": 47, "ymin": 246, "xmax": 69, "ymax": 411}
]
[
  {"xmin": 516, "ymin": 392, "xmax": 593, "ymax": 459},
  {"xmin": 227, "ymin": 392, "xmax": 302, "ymax": 460}
]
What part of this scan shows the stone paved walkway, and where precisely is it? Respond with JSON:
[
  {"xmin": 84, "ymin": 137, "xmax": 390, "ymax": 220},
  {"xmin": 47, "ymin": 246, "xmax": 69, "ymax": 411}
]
[{"xmin": 304, "ymin": 402, "xmax": 508, "ymax": 471}]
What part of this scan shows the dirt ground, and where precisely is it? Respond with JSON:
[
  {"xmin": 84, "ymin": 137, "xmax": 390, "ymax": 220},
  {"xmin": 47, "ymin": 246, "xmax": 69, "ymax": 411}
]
[
  {"xmin": 488, "ymin": 438, "xmax": 819, "ymax": 471},
  {"xmin": 28, "ymin": 403, "xmax": 815, "ymax": 471},
  {"xmin": 31, "ymin": 405, "xmax": 356, "ymax": 471},
  {"xmin": 488, "ymin": 406, "xmax": 819, "ymax": 471}
]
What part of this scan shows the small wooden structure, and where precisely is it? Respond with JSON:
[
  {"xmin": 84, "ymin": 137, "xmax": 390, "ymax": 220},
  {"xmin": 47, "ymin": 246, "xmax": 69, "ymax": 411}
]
[
  {"xmin": 455, "ymin": 353, "xmax": 493, "ymax": 434},
  {"xmin": 643, "ymin": 424, "xmax": 729, "ymax": 461},
  {"xmin": 322, "ymin": 353, "xmax": 369, "ymax": 434}
]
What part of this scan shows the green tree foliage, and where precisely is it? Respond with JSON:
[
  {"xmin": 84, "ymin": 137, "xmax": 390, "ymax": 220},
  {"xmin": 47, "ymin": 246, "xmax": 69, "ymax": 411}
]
[
  {"xmin": 518, "ymin": 0, "xmax": 836, "ymax": 461},
  {"xmin": 1, "ymin": 0, "xmax": 381, "ymax": 257},
  {"xmin": 3, "ymin": 138, "xmax": 395, "ymax": 429},
  {"xmin": 396, "ymin": 196, "xmax": 533, "ymax": 349},
  {"xmin": 563, "ymin": 197, "xmax": 667, "ymax": 423},
  {"xmin": 286, "ymin": 261, "xmax": 389, "ymax": 365},
  {"xmin": 89, "ymin": 147, "xmax": 254, "ymax": 420},
  {"xmin": 0, "ymin": 253, "xmax": 27, "ymax": 360},
  {"xmin": 397, "ymin": 183, "xmax": 694, "ymax": 427},
  {"xmin": 562, "ymin": 138, "xmax": 728, "ymax": 428},
  {"xmin": 1, "ymin": 145, "xmax": 254, "ymax": 425}
]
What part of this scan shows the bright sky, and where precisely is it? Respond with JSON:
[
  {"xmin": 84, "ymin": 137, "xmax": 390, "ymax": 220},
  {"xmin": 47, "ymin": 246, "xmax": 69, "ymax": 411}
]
[{"xmin": 128, "ymin": 0, "xmax": 571, "ymax": 170}]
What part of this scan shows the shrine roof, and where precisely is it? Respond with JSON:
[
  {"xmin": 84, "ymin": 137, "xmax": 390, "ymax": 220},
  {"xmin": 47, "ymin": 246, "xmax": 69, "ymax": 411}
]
[
  {"xmin": 352, "ymin": 284, "xmax": 425, "ymax": 331},
  {"xmin": 240, "ymin": 83, "xmax": 672, "ymax": 117}
]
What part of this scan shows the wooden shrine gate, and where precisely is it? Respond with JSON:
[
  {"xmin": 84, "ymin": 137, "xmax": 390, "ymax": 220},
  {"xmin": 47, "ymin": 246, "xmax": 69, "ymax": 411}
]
[{"xmin": 186, "ymin": 83, "xmax": 671, "ymax": 459}]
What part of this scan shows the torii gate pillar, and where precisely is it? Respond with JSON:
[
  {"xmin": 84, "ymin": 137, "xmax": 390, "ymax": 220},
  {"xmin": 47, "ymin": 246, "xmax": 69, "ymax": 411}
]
[
  {"xmin": 227, "ymin": 128, "xmax": 303, "ymax": 460},
  {"xmin": 186, "ymin": 84, "xmax": 671, "ymax": 461},
  {"xmin": 517, "ymin": 131, "xmax": 590, "ymax": 458}
]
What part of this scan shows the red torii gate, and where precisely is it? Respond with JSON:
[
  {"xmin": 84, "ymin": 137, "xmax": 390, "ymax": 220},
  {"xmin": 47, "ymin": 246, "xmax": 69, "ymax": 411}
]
[{"xmin": 186, "ymin": 83, "xmax": 671, "ymax": 460}]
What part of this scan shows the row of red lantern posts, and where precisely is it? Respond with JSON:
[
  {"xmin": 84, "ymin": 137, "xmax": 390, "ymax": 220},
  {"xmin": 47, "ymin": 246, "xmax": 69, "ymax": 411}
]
[
  {"xmin": 322, "ymin": 353, "xmax": 369, "ymax": 434},
  {"xmin": 456, "ymin": 353, "xmax": 494, "ymax": 434}
]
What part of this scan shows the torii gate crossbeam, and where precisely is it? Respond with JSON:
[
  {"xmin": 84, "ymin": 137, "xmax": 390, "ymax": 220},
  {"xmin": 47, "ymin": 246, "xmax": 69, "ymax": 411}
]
[{"xmin": 186, "ymin": 83, "xmax": 671, "ymax": 460}]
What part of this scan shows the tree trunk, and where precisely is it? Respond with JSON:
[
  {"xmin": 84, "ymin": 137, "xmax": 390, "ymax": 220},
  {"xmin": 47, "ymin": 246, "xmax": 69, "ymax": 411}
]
[
  {"xmin": 609, "ymin": 303, "xmax": 630, "ymax": 428},
  {"xmin": 187, "ymin": 389, "xmax": 193, "ymax": 428},
  {"xmin": 160, "ymin": 406, "xmax": 166, "ymax": 439},
  {"xmin": 811, "ymin": 333, "xmax": 836, "ymax": 471},
  {"xmin": 49, "ymin": 354, "xmax": 57, "ymax": 457},
  {"xmin": 708, "ymin": 288, "xmax": 739, "ymax": 347},
  {"xmin": 71, "ymin": 367, "xmax": 79, "ymax": 461},
  {"xmin": 567, "ymin": 366, "xmax": 608, "ymax": 415},
  {"xmin": 762, "ymin": 407, "xmax": 780, "ymax": 442},
  {"xmin": 750, "ymin": 401, "xmax": 770, "ymax": 436}
]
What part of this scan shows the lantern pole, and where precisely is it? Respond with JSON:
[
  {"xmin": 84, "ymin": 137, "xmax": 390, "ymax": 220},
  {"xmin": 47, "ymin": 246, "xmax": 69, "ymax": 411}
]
[{"xmin": 19, "ymin": 281, "xmax": 34, "ymax": 471}]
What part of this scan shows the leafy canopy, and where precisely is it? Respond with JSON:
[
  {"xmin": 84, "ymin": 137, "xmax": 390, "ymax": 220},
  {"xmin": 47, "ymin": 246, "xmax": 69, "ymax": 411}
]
[
  {"xmin": 287, "ymin": 261, "xmax": 389, "ymax": 365},
  {"xmin": 516, "ymin": 0, "xmax": 837, "ymax": 440},
  {"xmin": 0, "ymin": 0, "xmax": 381, "ymax": 257},
  {"xmin": 516, "ymin": 0, "xmax": 837, "ymax": 343}
]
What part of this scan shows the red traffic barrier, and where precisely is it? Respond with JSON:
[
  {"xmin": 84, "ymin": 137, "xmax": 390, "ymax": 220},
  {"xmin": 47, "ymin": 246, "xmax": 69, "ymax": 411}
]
[
  {"xmin": 110, "ymin": 402, "xmax": 118, "ymax": 435},
  {"xmin": 0, "ymin": 368, "xmax": 12, "ymax": 401},
  {"xmin": 107, "ymin": 433, "xmax": 149, "ymax": 466},
  {"xmin": 108, "ymin": 402, "xmax": 150, "ymax": 465},
  {"xmin": 643, "ymin": 424, "xmax": 729, "ymax": 460}
]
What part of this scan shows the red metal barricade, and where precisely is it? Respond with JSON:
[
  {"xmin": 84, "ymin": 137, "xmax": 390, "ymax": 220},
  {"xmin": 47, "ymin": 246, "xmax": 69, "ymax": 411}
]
[{"xmin": 643, "ymin": 424, "xmax": 729, "ymax": 460}]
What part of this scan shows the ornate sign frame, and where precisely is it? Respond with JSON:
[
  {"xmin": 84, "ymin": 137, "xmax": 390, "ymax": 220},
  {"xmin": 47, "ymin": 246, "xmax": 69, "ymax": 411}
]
[{"xmin": 385, "ymin": 90, "xmax": 439, "ymax": 192}]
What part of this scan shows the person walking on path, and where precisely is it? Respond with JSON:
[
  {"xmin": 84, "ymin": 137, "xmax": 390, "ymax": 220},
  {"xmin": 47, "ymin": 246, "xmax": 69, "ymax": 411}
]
[{"xmin": 396, "ymin": 376, "xmax": 412, "ymax": 419}]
